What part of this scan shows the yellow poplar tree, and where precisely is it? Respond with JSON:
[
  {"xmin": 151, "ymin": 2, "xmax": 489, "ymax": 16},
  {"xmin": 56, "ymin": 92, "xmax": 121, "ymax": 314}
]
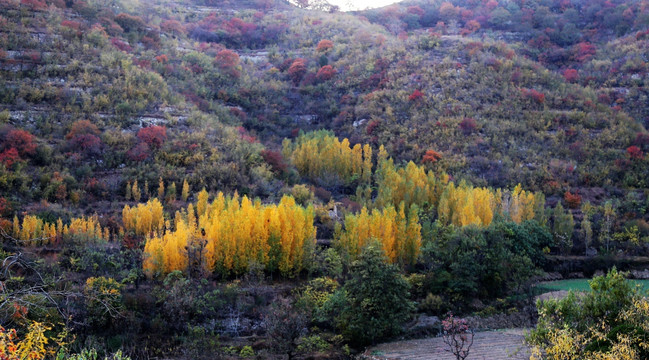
[{"xmin": 181, "ymin": 179, "xmax": 190, "ymax": 202}]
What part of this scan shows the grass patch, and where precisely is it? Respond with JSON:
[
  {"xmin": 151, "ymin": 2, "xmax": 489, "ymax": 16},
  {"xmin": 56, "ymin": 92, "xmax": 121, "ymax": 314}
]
[{"xmin": 535, "ymin": 279, "xmax": 649, "ymax": 294}]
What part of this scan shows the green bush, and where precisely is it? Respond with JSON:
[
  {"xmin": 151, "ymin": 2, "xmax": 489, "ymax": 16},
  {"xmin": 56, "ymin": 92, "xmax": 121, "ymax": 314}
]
[{"xmin": 329, "ymin": 244, "xmax": 415, "ymax": 346}]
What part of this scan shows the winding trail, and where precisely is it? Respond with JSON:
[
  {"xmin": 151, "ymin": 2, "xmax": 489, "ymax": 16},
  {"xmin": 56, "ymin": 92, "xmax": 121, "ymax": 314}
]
[{"xmin": 364, "ymin": 329, "xmax": 532, "ymax": 360}]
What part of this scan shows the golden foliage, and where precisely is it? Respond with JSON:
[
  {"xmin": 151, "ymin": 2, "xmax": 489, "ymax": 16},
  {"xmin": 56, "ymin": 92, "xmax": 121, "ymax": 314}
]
[
  {"xmin": 0, "ymin": 322, "xmax": 54, "ymax": 360},
  {"xmin": 335, "ymin": 202, "xmax": 421, "ymax": 267},
  {"xmin": 143, "ymin": 192, "xmax": 316, "ymax": 278},
  {"xmin": 181, "ymin": 179, "xmax": 190, "ymax": 202},
  {"xmin": 122, "ymin": 198, "xmax": 164, "ymax": 237},
  {"xmin": 374, "ymin": 150, "xmax": 543, "ymax": 227},
  {"xmin": 283, "ymin": 130, "xmax": 372, "ymax": 184},
  {"xmin": 374, "ymin": 152, "xmax": 448, "ymax": 211},
  {"xmin": 11, "ymin": 215, "xmax": 109, "ymax": 245}
]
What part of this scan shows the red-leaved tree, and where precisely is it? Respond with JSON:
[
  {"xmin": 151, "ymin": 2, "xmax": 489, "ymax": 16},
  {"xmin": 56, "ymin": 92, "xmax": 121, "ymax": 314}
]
[
  {"xmin": 137, "ymin": 126, "xmax": 167, "ymax": 148},
  {"xmin": 316, "ymin": 65, "xmax": 336, "ymax": 82},
  {"xmin": 563, "ymin": 68, "xmax": 578, "ymax": 82},
  {"xmin": 215, "ymin": 49, "xmax": 241, "ymax": 78},
  {"xmin": 316, "ymin": 39, "xmax": 333, "ymax": 52},
  {"xmin": 564, "ymin": 191, "xmax": 582, "ymax": 209},
  {"xmin": 261, "ymin": 149, "xmax": 288, "ymax": 174},
  {"xmin": 127, "ymin": 142, "xmax": 150, "ymax": 162},
  {"xmin": 627, "ymin": 145, "xmax": 644, "ymax": 160},
  {"xmin": 288, "ymin": 58, "xmax": 307, "ymax": 85},
  {"xmin": 0, "ymin": 148, "xmax": 20, "ymax": 167},
  {"xmin": 5, "ymin": 129, "xmax": 36, "ymax": 156}
]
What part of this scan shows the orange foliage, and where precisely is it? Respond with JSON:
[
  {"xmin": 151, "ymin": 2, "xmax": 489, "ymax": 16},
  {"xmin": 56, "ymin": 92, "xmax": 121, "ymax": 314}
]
[
  {"xmin": 316, "ymin": 39, "xmax": 333, "ymax": 52},
  {"xmin": 422, "ymin": 149, "xmax": 442, "ymax": 163},
  {"xmin": 564, "ymin": 191, "xmax": 582, "ymax": 209}
]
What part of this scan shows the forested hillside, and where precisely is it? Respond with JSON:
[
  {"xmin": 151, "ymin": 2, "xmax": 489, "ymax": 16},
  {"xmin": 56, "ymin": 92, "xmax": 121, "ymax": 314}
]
[{"xmin": 1, "ymin": 0, "xmax": 648, "ymax": 358}]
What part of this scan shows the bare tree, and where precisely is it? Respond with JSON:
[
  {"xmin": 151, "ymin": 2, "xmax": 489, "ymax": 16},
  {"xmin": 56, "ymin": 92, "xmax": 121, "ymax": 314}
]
[
  {"xmin": 265, "ymin": 297, "xmax": 307, "ymax": 360},
  {"xmin": 442, "ymin": 313, "xmax": 474, "ymax": 360}
]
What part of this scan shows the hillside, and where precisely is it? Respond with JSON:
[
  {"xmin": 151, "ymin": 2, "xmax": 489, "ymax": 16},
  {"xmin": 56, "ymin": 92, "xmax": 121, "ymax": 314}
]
[{"xmin": 1, "ymin": 0, "xmax": 649, "ymax": 358}]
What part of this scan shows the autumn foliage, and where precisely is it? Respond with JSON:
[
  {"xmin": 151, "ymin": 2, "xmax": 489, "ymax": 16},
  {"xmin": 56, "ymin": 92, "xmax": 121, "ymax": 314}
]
[
  {"xmin": 4, "ymin": 129, "xmax": 36, "ymax": 157},
  {"xmin": 0, "ymin": 148, "xmax": 19, "ymax": 167},
  {"xmin": 287, "ymin": 58, "xmax": 307, "ymax": 85},
  {"xmin": 316, "ymin": 65, "xmax": 336, "ymax": 82},
  {"xmin": 12, "ymin": 214, "xmax": 110, "ymax": 245},
  {"xmin": 283, "ymin": 130, "xmax": 372, "ymax": 185},
  {"xmin": 459, "ymin": 117, "xmax": 477, "ymax": 134},
  {"xmin": 564, "ymin": 191, "xmax": 582, "ymax": 209},
  {"xmin": 316, "ymin": 39, "xmax": 333, "ymax": 52},
  {"xmin": 627, "ymin": 145, "xmax": 643, "ymax": 160},
  {"xmin": 521, "ymin": 88, "xmax": 545, "ymax": 104},
  {"xmin": 143, "ymin": 191, "xmax": 316, "ymax": 277},
  {"xmin": 374, "ymin": 150, "xmax": 544, "ymax": 227},
  {"xmin": 137, "ymin": 125, "xmax": 167, "ymax": 148},
  {"xmin": 563, "ymin": 68, "xmax": 578, "ymax": 82},
  {"xmin": 422, "ymin": 149, "xmax": 443, "ymax": 164},
  {"xmin": 214, "ymin": 49, "xmax": 241, "ymax": 78},
  {"xmin": 66, "ymin": 120, "xmax": 102, "ymax": 154},
  {"xmin": 261, "ymin": 149, "xmax": 288, "ymax": 174},
  {"xmin": 408, "ymin": 89, "xmax": 424, "ymax": 101},
  {"xmin": 335, "ymin": 203, "xmax": 421, "ymax": 267},
  {"xmin": 374, "ymin": 149, "xmax": 448, "ymax": 210},
  {"xmin": 122, "ymin": 198, "xmax": 165, "ymax": 237}
]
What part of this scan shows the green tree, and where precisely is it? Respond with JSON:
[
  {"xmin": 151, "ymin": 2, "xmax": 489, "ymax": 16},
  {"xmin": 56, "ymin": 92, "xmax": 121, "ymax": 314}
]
[
  {"xmin": 332, "ymin": 243, "xmax": 414, "ymax": 346},
  {"xmin": 528, "ymin": 269, "xmax": 645, "ymax": 359},
  {"xmin": 599, "ymin": 201, "xmax": 616, "ymax": 252},
  {"xmin": 552, "ymin": 203, "xmax": 574, "ymax": 254}
]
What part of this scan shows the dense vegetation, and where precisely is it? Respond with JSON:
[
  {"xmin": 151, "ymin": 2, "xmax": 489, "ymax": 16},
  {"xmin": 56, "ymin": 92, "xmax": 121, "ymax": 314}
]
[{"xmin": 0, "ymin": 0, "xmax": 648, "ymax": 358}]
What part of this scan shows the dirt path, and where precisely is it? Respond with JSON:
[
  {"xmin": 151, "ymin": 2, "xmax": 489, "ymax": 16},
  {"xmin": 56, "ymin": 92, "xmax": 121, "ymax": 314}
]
[{"xmin": 364, "ymin": 329, "xmax": 532, "ymax": 360}]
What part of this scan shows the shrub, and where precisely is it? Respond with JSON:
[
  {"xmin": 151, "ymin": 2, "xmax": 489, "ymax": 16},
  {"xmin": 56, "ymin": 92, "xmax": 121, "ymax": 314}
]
[
  {"xmin": 5, "ymin": 129, "xmax": 36, "ymax": 156},
  {"xmin": 0, "ymin": 147, "xmax": 19, "ymax": 167},
  {"xmin": 66, "ymin": 121, "xmax": 100, "ymax": 142},
  {"xmin": 316, "ymin": 65, "xmax": 336, "ymax": 82},
  {"xmin": 214, "ymin": 49, "xmax": 241, "ymax": 78},
  {"xmin": 239, "ymin": 346, "xmax": 254, "ymax": 357},
  {"xmin": 563, "ymin": 68, "xmax": 578, "ymax": 82},
  {"xmin": 422, "ymin": 149, "xmax": 442, "ymax": 163},
  {"xmin": 68, "ymin": 134, "xmax": 102, "ymax": 155},
  {"xmin": 265, "ymin": 297, "xmax": 308, "ymax": 359},
  {"xmin": 137, "ymin": 126, "xmax": 167, "ymax": 148},
  {"xmin": 521, "ymin": 88, "xmax": 545, "ymax": 104},
  {"xmin": 126, "ymin": 142, "xmax": 150, "ymax": 162},
  {"xmin": 420, "ymin": 293, "xmax": 445, "ymax": 315},
  {"xmin": 627, "ymin": 145, "xmax": 643, "ymax": 160},
  {"xmin": 564, "ymin": 191, "xmax": 582, "ymax": 209},
  {"xmin": 409, "ymin": 89, "xmax": 424, "ymax": 101},
  {"xmin": 260, "ymin": 149, "xmax": 288, "ymax": 174},
  {"xmin": 316, "ymin": 39, "xmax": 333, "ymax": 52},
  {"xmin": 290, "ymin": 184, "xmax": 313, "ymax": 206},
  {"xmin": 458, "ymin": 118, "xmax": 477, "ymax": 134},
  {"xmin": 84, "ymin": 277, "xmax": 123, "ymax": 328},
  {"xmin": 288, "ymin": 59, "xmax": 307, "ymax": 85}
]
